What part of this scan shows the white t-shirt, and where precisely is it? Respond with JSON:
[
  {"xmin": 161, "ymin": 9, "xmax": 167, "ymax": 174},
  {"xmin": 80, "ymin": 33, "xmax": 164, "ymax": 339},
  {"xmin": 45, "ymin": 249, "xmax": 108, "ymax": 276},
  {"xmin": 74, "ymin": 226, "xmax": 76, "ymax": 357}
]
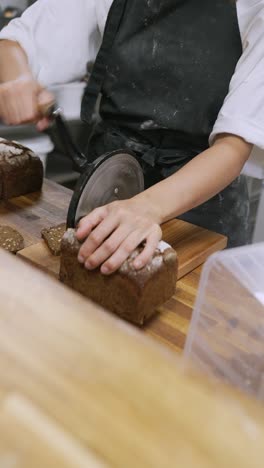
[{"xmin": 1, "ymin": 0, "xmax": 264, "ymax": 150}]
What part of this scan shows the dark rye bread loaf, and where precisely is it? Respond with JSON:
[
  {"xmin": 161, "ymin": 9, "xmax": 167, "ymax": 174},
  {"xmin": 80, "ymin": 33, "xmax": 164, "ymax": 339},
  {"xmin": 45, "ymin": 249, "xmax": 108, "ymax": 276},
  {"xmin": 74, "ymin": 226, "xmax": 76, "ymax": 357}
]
[
  {"xmin": 41, "ymin": 223, "xmax": 66, "ymax": 256},
  {"xmin": 0, "ymin": 138, "xmax": 43, "ymax": 200},
  {"xmin": 0, "ymin": 225, "xmax": 24, "ymax": 253},
  {"xmin": 60, "ymin": 229, "xmax": 178, "ymax": 325}
]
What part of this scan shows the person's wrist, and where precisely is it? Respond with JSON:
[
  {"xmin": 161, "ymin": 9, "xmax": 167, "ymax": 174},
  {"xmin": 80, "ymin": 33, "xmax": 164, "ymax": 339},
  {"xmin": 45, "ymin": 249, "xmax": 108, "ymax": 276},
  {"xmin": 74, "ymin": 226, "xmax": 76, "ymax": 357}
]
[{"xmin": 132, "ymin": 191, "xmax": 164, "ymax": 225}]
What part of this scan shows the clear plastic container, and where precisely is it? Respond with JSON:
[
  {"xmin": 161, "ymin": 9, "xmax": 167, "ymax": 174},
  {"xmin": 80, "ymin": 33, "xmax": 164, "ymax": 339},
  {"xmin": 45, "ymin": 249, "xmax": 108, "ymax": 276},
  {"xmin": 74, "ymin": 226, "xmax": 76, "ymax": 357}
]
[{"xmin": 184, "ymin": 243, "xmax": 264, "ymax": 400}]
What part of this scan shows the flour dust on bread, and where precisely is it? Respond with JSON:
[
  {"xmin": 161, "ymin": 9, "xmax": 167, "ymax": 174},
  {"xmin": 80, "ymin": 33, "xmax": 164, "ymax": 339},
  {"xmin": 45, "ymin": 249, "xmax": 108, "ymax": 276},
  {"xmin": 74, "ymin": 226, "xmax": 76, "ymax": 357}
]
[
  {"xmin": 0, "ymin": 138, "xmax": 43, "ymax": 200},
  {"xmin": 59, "ymin": 229, "xmax": 178, "ymax": 325}
]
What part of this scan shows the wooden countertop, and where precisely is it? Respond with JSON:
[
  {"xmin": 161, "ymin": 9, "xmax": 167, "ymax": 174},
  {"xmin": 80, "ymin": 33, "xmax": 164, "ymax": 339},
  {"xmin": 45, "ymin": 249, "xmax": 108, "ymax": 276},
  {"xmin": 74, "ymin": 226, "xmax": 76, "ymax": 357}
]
[
  {"xmin": 0, "ymin": 179, "xmax": 70, "ymax": 248},
  {"xmin": 1, "ymin": 249, "xmax": 264, "ymax": 468},
  {"xmin": 145, "ymin": 265, "xmax": 202, "ymax": 352},
  {"xmin": 0, "ymin": 179, "xmax": 226, "ymax": 353}
]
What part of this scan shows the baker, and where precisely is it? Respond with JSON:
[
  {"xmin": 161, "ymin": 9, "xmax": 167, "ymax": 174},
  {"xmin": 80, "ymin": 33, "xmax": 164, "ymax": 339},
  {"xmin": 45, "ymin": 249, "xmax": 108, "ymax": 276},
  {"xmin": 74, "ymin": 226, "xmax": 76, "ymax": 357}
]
[{"xmin": 0, "ymin": 0, "xmax": 262, "ymax": 274}]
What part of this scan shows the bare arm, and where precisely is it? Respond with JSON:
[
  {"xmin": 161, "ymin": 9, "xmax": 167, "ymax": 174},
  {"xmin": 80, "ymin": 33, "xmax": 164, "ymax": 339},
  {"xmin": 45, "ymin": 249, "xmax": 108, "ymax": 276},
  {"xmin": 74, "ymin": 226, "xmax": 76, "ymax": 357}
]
[
  {"xmin": 136, "ymin": 134, "xmax": 252, "ymax": 224},
  {"xmin": 76, "ymin": 134, "xmax": 252, "ymax": 274},
  {"xmin": 0, "ymin": 40, "xmax": 53, "ymax": 127},
  {"xmin": 0, "ymin": 39, "xmax": 31, "ymax": 82}
]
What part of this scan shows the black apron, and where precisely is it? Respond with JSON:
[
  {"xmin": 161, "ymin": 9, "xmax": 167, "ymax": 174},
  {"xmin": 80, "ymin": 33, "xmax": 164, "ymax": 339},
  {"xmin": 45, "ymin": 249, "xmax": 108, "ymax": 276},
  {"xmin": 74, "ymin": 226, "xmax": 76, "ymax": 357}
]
[{"xmin": 81, "ymin": 0, "xmax": 250, "ymax": 247}]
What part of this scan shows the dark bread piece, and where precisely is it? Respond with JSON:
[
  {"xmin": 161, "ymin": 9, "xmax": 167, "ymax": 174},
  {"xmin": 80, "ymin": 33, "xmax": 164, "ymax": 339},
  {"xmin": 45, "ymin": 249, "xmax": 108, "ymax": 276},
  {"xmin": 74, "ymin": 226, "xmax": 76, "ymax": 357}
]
[
  {"xmin": 0, "ymin": 138, "xmax": 43, "ymax": 200},
  {"xmin": 41, "ymin": 223, "xmax": 66, "ymax": 256},
  {"xmin": 59, "ymin": 229, "xmax": 178, "ymax": 325},
  {"xmin": 0, "ymin": 225, "xmax": 24, "ymax": 253}
]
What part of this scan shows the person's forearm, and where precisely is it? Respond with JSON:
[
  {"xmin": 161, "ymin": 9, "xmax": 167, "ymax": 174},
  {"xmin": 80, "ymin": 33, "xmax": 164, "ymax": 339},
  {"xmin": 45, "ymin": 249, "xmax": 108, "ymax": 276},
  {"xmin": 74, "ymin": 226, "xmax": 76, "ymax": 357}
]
[
  {"xmin": 0, "ymin": 40, "xmax": 32, "ymax": 83},
  {"xmin": 136, "ymin": 134, "xmax": 252, "ymax": 224},
  {"xmin": 0, "ymin": 39, "xmax": 54, "ymax": 127}
]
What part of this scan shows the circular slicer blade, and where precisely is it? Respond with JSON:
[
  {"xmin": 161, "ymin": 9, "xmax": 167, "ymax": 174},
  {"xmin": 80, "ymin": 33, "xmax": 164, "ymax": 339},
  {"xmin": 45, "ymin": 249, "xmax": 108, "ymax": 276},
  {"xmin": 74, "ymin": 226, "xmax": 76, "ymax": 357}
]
[{"xmin": 67, "ymin": 152, "xmax": 144, "ymax": 227}]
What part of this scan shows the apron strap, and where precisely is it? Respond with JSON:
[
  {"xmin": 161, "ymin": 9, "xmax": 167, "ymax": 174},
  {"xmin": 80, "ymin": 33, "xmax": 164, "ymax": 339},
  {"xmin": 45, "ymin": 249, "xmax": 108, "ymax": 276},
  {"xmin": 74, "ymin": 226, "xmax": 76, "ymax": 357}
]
[{"xmin": 81, "ymin": 0, "xmax": 128, "ymax": 123}]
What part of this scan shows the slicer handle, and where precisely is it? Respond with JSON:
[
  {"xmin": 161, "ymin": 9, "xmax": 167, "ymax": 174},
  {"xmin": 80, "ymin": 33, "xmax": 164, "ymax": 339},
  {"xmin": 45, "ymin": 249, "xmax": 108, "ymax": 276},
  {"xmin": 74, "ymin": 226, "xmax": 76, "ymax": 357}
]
[
  {"xmin": 39, "ymin": 101, "xmax": 56, "ymax": 118},
  {"xmin": 43, "ymin": 104, "xmax": 88, "ymax": 173}
]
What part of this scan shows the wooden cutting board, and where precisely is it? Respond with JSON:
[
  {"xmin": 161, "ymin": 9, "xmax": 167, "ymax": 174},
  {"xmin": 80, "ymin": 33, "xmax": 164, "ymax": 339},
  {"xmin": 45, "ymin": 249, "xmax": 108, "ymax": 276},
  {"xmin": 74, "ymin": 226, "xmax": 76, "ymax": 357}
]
[
  {"xmin": 1, "ymin": 177, "xmax": 226, "ymax": 279},
  {"xmin": 18, "ymin": 218, "xmax": 227, "ymax": 280},
  {"xmin": 1, "ymin": 178, "xmax": 226, "ymax": 354},
  {"xmin": 0, "ymin": 179, "xmax": 71, "ymax": 248}
]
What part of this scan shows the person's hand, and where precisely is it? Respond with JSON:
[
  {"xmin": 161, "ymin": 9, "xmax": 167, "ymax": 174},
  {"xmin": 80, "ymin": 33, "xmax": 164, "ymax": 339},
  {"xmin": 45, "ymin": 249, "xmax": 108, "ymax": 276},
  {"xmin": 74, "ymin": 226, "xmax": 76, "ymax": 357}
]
[
  {"xmin": 76, "ymin": 198, "xmax": 162, "ymax": 275},
  {"xmin": 0, "ymin": 74, "xmax": 54, "ymax": 130}
]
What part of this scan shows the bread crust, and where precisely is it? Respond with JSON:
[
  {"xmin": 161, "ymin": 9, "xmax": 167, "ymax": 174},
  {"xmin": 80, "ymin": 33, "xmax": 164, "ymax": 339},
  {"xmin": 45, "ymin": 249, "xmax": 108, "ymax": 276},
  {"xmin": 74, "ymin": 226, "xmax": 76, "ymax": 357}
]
[
  {"xmin": 59, "ymin": 229, "xmax": 178, "ymax": 325},
  {"xmin": 0, "ymin": 139, "xmax": 43, "ymax": 200}
]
